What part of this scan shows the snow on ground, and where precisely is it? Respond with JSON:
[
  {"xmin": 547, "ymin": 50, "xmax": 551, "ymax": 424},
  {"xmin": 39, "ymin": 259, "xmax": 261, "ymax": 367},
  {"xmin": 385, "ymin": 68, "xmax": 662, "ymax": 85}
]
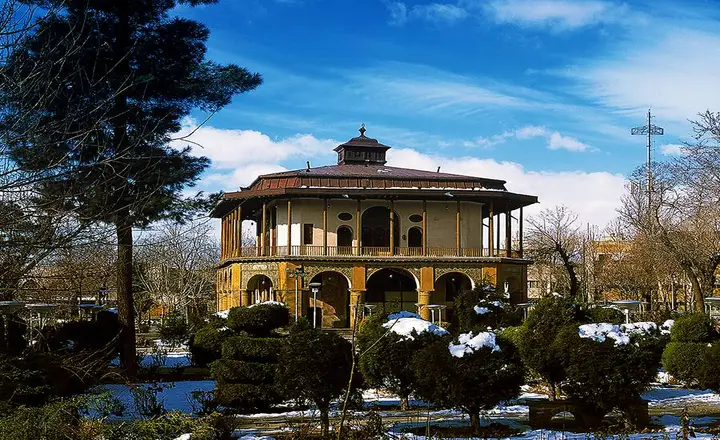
[
  {"xmin": 139, "ymin": 351, "xmax": 191, "ymax": 368},
  {"xmin": 449, "ymin": 331, "xmax": 501, "ymax": 357},
  {"xmin": 382, "ymin": 313, "xmax": 448, "ymax": 340},
  {"xmin": 643, "ymin": 386, "xmax": 720, "ymax": 408},
  {"xmin": 92, "ymin": 380, "xmax": 215, "ymax": 419}
]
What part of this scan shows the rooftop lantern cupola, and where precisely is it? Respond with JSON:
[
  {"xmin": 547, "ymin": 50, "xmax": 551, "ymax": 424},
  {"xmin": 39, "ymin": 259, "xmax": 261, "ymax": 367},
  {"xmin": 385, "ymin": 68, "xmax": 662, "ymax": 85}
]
[{"xmin": 334, "ymin": 124, "xmax": 391, "ymax": 166}]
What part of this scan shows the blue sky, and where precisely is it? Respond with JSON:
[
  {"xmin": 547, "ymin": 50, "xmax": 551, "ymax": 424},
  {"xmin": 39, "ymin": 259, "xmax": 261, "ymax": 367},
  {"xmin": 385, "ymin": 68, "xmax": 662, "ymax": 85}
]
[{"xmin": 173, "ymin": 0, "xmax": 720, "ymax": 229}]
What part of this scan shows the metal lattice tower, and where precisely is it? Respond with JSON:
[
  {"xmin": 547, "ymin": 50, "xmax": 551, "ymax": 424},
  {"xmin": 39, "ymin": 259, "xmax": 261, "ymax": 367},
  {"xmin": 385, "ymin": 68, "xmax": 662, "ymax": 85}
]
[{"xmin": 631, "ymin": 109, "xmax": 664, "ymax": 211}]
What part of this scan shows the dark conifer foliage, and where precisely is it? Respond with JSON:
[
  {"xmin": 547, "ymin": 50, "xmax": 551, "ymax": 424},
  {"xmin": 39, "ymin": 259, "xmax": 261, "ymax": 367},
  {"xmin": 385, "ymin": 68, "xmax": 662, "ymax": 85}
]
[{"xmin": 1, "ymin": 0, "xmax": 261, "ymax": 376}]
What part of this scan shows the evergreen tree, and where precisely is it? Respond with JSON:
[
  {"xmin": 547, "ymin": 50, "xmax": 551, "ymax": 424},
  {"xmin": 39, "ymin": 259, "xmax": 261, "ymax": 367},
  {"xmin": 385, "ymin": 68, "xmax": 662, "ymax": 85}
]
[
  {"xmin": 1, "ymin": 0, "xmax": 261, "ymax": 375},
  {"xmin": 277, "ymin": 323, "xmax": 356, "ymax": 437}
]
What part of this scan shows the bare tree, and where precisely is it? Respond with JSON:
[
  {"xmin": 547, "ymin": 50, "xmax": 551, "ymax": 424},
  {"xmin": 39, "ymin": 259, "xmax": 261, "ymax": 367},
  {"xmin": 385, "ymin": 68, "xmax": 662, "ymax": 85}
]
[
  {"xmin": 619, "ymin": 161, "xmax": 720, "ymax": 312},
  {"xmin": 525, "ymin": 206, "xmax": 584, "ymax": 299},
  {"xmin": 134, "ymin": 220, "xmax": 219, "ymax": 323}
]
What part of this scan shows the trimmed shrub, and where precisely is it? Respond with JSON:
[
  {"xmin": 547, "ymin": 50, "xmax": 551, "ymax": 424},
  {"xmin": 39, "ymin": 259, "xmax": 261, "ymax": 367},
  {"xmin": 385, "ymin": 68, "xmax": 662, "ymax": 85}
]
[
  {"xmin": 412, "ymin": 331, "xmax": 524, "ymax": 434},
  {"xmin": 190, "ymin": 326, "xmax": 228, "ymax": 367},
  {"xmin": 663, "ymin": 342, "xmax": 720, "ymax": 390},
  {"xmin": 670, "ymin": 313, "xmax": 715, "ymax": 343},
  {"xmin": 158, "ymin": 312, "xmax": 189, "ymax": 348},
  {"xmin": 212, "ymin": 304, "xmax": 288, "ymax": 412},
  {"xmin": 556, "ymin": 324, "xmax": 664, "ymax": 427},
  {"xmin": 221, "ymin": 336, "xmax": 281, "ymax": 362},
  {"xmin": 587, "ymin": 306, "xmax": 625, "ymax": 325},
  {"xmin": 210, "ymin": 359, "xmax": 276, "ymax": 384},
  {"xmin": 357, "ymin": 312, "xmax": 444, "ymax": 410},
  {"xmin": 452, "ymin": 285, "xmax": 521, "ymax": 333},
  {"xmin": 46, "ymin": 311, "xmax": 121, "ymax": 357},
  {"xmin": 277, "ymin": 326, "xmax": 356, "ymax": 437},
  {"xmin": 516, "ymin": 296, "xmax": 581, "ymax": 399},
  {"xmin": 227, "ymin": 304, "xmax": 289, "ymax": 336}
]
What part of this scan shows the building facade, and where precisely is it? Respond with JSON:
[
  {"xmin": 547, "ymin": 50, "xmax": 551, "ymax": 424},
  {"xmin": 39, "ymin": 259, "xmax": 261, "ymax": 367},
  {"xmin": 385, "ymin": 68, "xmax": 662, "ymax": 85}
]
[{"xmin": 212, "ymin": 126, "xmax": 538, "ymax": 328}]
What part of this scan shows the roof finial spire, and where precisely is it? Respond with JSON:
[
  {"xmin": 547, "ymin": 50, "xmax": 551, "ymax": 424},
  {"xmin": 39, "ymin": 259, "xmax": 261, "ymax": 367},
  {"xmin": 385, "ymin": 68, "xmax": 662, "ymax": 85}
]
[{"xmin": 359, "ymin": 123, "xmax": 366, "ymax": 137}]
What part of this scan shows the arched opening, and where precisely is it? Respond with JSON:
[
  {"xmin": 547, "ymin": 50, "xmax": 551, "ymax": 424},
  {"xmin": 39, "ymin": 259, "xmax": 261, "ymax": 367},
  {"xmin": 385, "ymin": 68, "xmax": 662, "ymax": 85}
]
[
  {"xmin": 361, "ymin": 206, "xmax": 399, "ymax": 248},
  {"xmin": 407, "ymin": 227, "xmax": 423, "ymax": 248},
  {"xmin": 247, "ymin": 275, "xmax": 273, "ymax": 304},
  {"xmin": 308, "ymin": 271, "xmax": 350, "ymax": 328},
  {"xmin": 434, "ymin": 272, "xmax": 473, "ymax": 323},
  {"xmin": 366, "ymin": 268, "xmax": 418, "ymax": 315},
  {"xmin": 337, "ymin": 226, "xmax": 353, "ymax": 253}
]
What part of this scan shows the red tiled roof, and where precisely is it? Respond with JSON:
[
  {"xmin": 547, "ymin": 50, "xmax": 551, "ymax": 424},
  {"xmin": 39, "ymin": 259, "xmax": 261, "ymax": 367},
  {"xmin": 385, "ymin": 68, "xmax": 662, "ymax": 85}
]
[{"xmin": 258, "ymin": 164, "xmax": 505, "ymax": 184}]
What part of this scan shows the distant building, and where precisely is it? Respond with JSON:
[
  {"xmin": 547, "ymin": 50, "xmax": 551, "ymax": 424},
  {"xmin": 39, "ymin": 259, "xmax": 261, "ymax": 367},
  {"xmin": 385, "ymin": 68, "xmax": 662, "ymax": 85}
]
[{"xmin": 211, "ymin": 126, "xmax": 538, "ymax": 327}]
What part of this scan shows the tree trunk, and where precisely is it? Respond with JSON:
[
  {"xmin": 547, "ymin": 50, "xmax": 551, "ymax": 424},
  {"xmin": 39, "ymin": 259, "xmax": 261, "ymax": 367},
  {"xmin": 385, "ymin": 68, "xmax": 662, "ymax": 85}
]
[
  {"xmin": 116, "ymin": 213, "xmax": 137, "ymax": 378},
  {"xmin": 557, "ymin": 245, "xmax": 579, "ymax": 299},
  {"xmin": 549, "ymin": 382, "xmax": 557, "ymax": 401},
  {"xmin": 688, "ymin": 271, "xmax": 704, "ymax": 312},
  {"xmin": 469, "ymin": 411, "xmax": 482, "ymax": 435},
  {"xmin": 400, "ymin": 395, "xmax": 410, "ymax": 411},
  {"xmin": 320, "ymin": 408, "xmax": 330, "ymax": 437}
]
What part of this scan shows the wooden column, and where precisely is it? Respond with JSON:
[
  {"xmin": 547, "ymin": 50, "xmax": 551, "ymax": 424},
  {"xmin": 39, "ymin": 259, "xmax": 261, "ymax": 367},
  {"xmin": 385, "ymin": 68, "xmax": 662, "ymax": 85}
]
[
  {"xmin": 287, "ymin": 199, "xmax": 292, "ymax": 256},
  {"xmin": 261, "ymin": 201, "xmax": 267, "ymax": 256},
  {"xmin": 455, "ymin": 200, "xmax": 461, "ymax": 255},
  {"xmin": 221, "ymin": 216, "xmax": 226, "ymax": 259},
  {"xmin": 496, "ymin": 213, "xmax": 501, "ymax": 255},
  {"xmin": 422, "ymin": 200, "xmax": 427, "ymax": 256},
  {"xmin": 519, "ymin": 207, "xmax": 524, "ymax": 258},
  {"xmin": 355, "ymin": 199, "xmax": 361, "ymax": 255},
  {"xmin": 479, "ymin": 204, "xmax": 484, "ymax": 254},
  {"xmin": 488, "ymin": 202, "xmax": 495, "ymax": 256},
  {"xmin": 505, "ymin": 208, "xmax": 512, "ymax": 257},
  {"xmin": 389, "ymin": 200, "xmax": 395, "ymax": 255},
  {"xmin": 236, "ymin": 206, "xmax": 242, "ymax": 257},
  {"xmin": 323, "ymin": 199, "xmax": 328, "ymax": 256}
]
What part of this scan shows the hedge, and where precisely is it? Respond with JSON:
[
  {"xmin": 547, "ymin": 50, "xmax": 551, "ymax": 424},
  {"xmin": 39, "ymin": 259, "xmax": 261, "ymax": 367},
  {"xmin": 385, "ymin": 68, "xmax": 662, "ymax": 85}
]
[
  {"xmin": 213, "ymin": 383, "xmax": 282, "ymax": 412},
  {"xmin": 209, "ymin": 359, "xmax": 276, "ymax": 384},
  {"xmin": 663, "ymin": 342, "xmax": 720, "ymax": 390},
  {"xmin": 190, "ymin": 326, "xmax": 228, "ymax": 367},
  {"xmin": 221, "ymin": 336, "xmax": 283, "ymax": 362},
  {"xmin": 671, "ymin": 313, "xmax": 715, "ymax": 343},
  {"xmin": 227, "ymin": 304, "xmax": 289, "ymax": 336}
]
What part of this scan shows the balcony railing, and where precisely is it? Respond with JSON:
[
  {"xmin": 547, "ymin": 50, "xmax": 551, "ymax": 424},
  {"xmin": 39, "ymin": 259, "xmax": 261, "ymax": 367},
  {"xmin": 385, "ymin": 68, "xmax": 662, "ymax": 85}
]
[{"xmin": 230, "ymin": 245, "xmax": 523, "ymax": 259}]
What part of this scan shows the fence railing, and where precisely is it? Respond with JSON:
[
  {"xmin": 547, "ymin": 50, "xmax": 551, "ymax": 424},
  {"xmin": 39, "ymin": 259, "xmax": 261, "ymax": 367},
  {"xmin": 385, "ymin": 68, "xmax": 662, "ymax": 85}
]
[{"xmin": 228, "ymin": 245, "xmax": 523, "ymax": 259}]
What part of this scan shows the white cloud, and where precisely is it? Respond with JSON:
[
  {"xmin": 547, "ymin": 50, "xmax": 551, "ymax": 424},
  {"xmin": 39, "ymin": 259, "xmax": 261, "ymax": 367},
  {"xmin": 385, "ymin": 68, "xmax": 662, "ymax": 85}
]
[
  {"xmin": 485, "ymin": 0, "xmax": 626, "ymax": 31},
  {"xmin": 387, "ymin": 2, "xmax": 468, "ymax": 25},
  {"xmin": 173, "ymin": 117, "xmax": 337, "ymax": 170},
  {"xmin": 515, "ymin": 125, "xmax": 548, "ymax": 139},
  {"xmin": 548, "ymin": 132, "xmax": 589, "ymax": 151},
  {"xmin": 660, "ymin": 143, "xmax": 686, "ymax": 157},
  {"xmin": 462, "ymin": 125, "xmax": 590, "ymax": 152},
  {"xmin": 564, "ymin": 28, "xmax": 720, "ymax": 125},
  {"xmin": 386, "ymin": 147, "xmax": 626, "ymax": 229}
]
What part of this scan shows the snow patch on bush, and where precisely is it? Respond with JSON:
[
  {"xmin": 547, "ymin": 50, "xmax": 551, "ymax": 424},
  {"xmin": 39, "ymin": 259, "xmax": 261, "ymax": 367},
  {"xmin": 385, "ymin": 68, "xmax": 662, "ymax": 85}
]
[
  {"xmin": 214, "ymin": 310, "xmax": 229, "ymax": 319},
  {"xmin": 449, "ymin": 331, "xmax": 501, "ymax": 357},
  {"xmin": 473, "ymin": 300, "xmax": 506, "ymax": 315},
  {"xmin": 383, "ymin": 315, "xmax": 448, "ymax": 340},
  {"xmin": 387, "ymin": 311, "xmax": 422, "ymax": 320},
  {"xmin": 578, "ymin": 321, "xmax": 659, "ymax": 346},
  {"xmin": 473, "ymin": 306, "xmax": 490, "ymax": 315},
  {"xmin": 248, "ymin": 301, "xmax": 285, "ymax": 309},
  {"xmin": 661, "ymin": 319, "xmax": 674, "ymax": 335}
]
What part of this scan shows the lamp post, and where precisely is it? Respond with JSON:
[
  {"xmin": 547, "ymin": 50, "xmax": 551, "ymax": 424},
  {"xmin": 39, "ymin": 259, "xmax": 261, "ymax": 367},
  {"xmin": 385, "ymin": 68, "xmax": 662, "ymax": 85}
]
[
  {"xmin": 309, "ymin": 281, "xmax": 322, "ymax": 329},
  {"xmin": 286, "ymin": 266, "xmax": 306, "ymax": 322}
]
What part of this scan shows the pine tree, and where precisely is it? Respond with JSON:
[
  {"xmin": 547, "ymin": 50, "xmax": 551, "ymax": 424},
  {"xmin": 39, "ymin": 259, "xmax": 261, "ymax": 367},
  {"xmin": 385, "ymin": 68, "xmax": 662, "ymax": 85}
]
[{"xmin": 1, "ymin": 0, "xmax": 261, "ymax": 376}]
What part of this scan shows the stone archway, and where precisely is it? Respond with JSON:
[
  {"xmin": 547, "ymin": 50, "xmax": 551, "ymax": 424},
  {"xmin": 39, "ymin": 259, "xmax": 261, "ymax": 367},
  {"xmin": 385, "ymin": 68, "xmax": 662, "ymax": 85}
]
[
  {"xmin": 308, "ymin": 271, "xmax": 351, "ymax": 328},
  {"xmin": 366, "ymin": 268, "xmax": 418, "ymax": 315},
  {"xmin": 247, "ymin": 274, "xmax": 273, "ymax": 304},
  {"xmin": 433, "ymin": 272, "xmax": 473, "ymax": 323}
]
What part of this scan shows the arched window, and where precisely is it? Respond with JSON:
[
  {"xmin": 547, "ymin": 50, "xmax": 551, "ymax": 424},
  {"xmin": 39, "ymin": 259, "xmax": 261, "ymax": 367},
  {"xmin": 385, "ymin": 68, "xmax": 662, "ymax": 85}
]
[
  {"xmin": 408, "ymin": 227, "xmax": 423, "ymax": 248},
  {"xmin": 337, "ymin": 226, "xmax": 353, "ymax": 248}
]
